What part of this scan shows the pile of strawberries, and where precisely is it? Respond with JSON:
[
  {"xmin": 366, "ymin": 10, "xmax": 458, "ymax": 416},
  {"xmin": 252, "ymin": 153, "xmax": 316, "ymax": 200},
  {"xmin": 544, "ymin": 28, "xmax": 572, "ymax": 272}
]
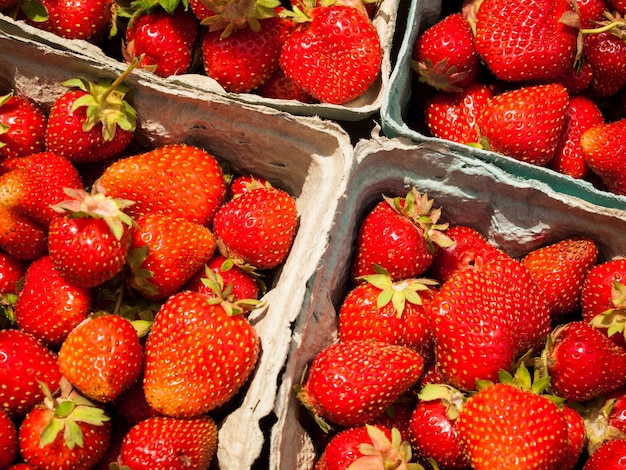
[
  {"xmin": 0, "ymin": 58, "xmax": 298, "ymax": 468},
  {"xmin": 409, "ymin": 0, "xmax": 626, "ymax": 197},
  {"xmin": 0, "ymin": 0, "xmax": 384, "ymax": 105},
  {"xmin": 296, "ymin": 188, "xmax": 626, "ymax": 469}
]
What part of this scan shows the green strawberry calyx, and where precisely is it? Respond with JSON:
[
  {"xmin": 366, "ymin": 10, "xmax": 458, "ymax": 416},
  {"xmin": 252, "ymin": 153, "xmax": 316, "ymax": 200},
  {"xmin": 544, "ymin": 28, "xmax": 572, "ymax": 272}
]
[
  {"xmin": 589, "ymin": 279, "xmax": 626, "ymax": 340},
  {"xmin": 201, "ymin": 267, "xmax": 265, "ymax": 315},
  {"xmin": 200, "ymin": 0, "xmax": 281, "ymax": 37},
  {"xmin": 350, "ymin": 425, "xmax": 424, "ymax": 470},
  {"xmin": 417, "ymin": 383, "xmax": 467, "ymax": 421}
]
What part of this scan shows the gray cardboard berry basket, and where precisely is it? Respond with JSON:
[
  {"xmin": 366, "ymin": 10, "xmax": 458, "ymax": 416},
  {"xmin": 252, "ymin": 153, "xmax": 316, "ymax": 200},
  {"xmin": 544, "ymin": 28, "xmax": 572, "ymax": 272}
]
[
  {"xmin": 270, "ymin": 134, "xmax": 626, "ymax": 469},
  {"xmin": 379, "ymin": 0, "xmax": 626, "ymax": 211},
  {"xmin": 0, "ymin": 30, "xmax": 355, "ymax": 469},
  {"xmin": 0, "ymin": 0, "xmax": 399, "ymax": 122}
]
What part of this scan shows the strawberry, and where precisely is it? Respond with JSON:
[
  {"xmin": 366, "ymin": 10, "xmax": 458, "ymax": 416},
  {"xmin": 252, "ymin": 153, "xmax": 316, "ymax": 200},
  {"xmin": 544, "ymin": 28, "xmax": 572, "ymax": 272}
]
[
  {"xmin": 14, "ymin": 255, "xmax": 92, "ymax": 348},
  {"xmin": 127, "ymin": 212, "xmax": 216, "ymax": 300},
  {"xmin": 583, "ymin": 29, "xmax": 626, "ymax": 98},
  {"xmin": 544, "ymin": 321, "xmax": 626, "ymax": 402},
  {"xmin": 473, "ymin": 0, "xmax": 578, "ymax": 83},
  {"xmin": 18, "ymin": 378, "xmax": 111, "ymax": 470},
  {"xmin": 189, "ymin": 0, "xmax": 216, "ymax": 21},
  {"xmin": 213, "ymin": 182, "xmax": 297, "ymax": 270},
  {"xmin": 123, "ymin": 6, "xmax": 199, "ymax": 78},
  {"xmin": 0, "ymin": 251, "xmax": 26, "ymax": 295},
  {"xmin": 424, "ymin": 82, "xmax": 493, "ymax": 144},
  {"xmin": 0, "ymin": 329, "xmax": 62, "ymax": 417},
  {"xmin": 202, "ymin": 16, "xmax": 295, "ymax": 93},
  {"xmin": 369, "ymin": 401, "xmax": 415, "ymax": 443},
  {"xmin": 577, "ymin": 0, "xmax": 611, "ymax": 28},
  {"xmin": 0, "ymin": 407, "xmax": 17, "ymax": 469},
  {"xmin": 58, "ymin": 314, "xmax": 144, "ymax": 403},
  {"xmin": 0, "ymin": 91, "xmax": 46, "ymax": 160},
  {"xmin": 112, "ymin": 375, "xmax": 159, "ymax": 426},
  {"xmin": 411, "ymin": 13, "xmax": 480, "ymax": 92},
  {"xmin": 561, "ymin": 405, "xmax": 586, "ymax": 470},
  {"xmin": 583, "ymin": 438, "xmax": 626, "ymax": 469},
  {"xmin": 581, "ymin": 117, "xmax": 626, "ymax": 195},
  {"xmin": 118, "ymin": 415, "xmax": 218, "ymax": 469},
  {"xmin": 47, "ymin": 181, "xmax": 135, "ymax": 288},
  {"xmin": 430, "ymin": 256, "xmax": 551, "ymax": 391},
  {"xmin": 351, "ymin": 188, "xmax": 453, "ymax": 283},
  {"xmin": 558, "ymin": 59, "xmax": 594, "ymax": 94},
  {"xmin": 314, "ymin": 424, "xmax": 417, "ymax": 470},
  {"xmin": 476, "ymin": 83, "xmax": 570, "ymax": 166},
  {"xmin": 608, "ymin": 0, "xmax": 626, "ymax": 14},
  {"xmin": 521, "ymin": 237, "xmax": 599, "ymax": 321},
  {"xmin": 280, "ymin": 4, "xmax": 382, "ymax": 104},
  {"xmin": 44, "ymin": 65, "xmax": 138, "ymax": 163},
  {"xmin": 143, "ymin": 289, "xmax": 260, "ymax": 417},
  {"xmin": 296, "ymin": 340, "xmax": 424, "ymax": 429},
  {"xmin": 255, "ymin": 67, "xmax": 317, "ymax": 102},
  {"xmin": 549, "ymin": 95, "xmax": 605, "ymax": 179},
  {"xmin": 98, "ymin": 144, "xmax": 227, "ymax": 226},
  {"xmin": 455, "ymin": 366, "xmax": 570, "ymax": 469}
]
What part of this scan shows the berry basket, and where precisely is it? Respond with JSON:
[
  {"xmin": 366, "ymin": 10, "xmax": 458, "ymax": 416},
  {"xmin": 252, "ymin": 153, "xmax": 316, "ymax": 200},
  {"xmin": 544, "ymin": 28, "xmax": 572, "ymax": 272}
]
[
  {"xmin": 270, "ymin": 134, "xmax": 626, "ymax": 469},
  {"xmin": 0, "ymin": 29, "xmax": 354, "ymax": 469},
  {"xmin": 379, "ymin": 0, "xmax": 626, "ymax": 211},
  {"xmin": 0, "ymin": 0, "xmax": 400, "ymax": 122}
]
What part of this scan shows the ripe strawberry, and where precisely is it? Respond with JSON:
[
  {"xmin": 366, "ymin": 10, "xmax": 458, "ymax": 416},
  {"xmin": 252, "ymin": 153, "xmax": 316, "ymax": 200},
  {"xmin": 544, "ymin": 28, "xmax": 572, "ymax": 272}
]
[
  {"xmin": 608, "ymin": 0, "xmax": 626, "ymax": 14},
  {"xmin": 583, "ymin": 438, "xmax": 626, "ymax": 469},
  {"xmin": 557, "ymin": 59, "xmax": 594, "ymax": 94},
  {"xmin": 424, "ymin": 82, "xmax": 493, "ymax": 144},
  {"xmin": 315, "ymin": 424, "xmax": 416, "ymax": 470},
  {"xmin": 521, "ymin": 237, "xmax": 599, "ymax": 320},
  {"xmin": 47, "ymin": 182, "xmax": 135, "ymax": 288},
  {"xmin": 58, "ymin": 314, "xmax": 144, "ymax": 403},
  {"xmin": 369, "ymin": 401, "xmax": 415, "ymax": 443},
  {"xmin": 561, "ymin": 405, "xmax": 586, "ymax": 470},
  {"xmin": 581, "ymin": 117, "xmax": 626, "ymax": 195},
  {"xmin": 280, "ymin": 4, "xmax": 382, "ymax": 104},
  {"xmin": 0, "ymin": 407, "xmax": 17, "ymax": 469},
  {"xmin": 583, "ymin": 29, "xmax": 626, "ymax": 98},
  {"xmin": 476, "ymin": 83, "xmax": 570, "ymax": 166},
  {"xmin": 189, "ymin": 0, "xmax": 216, "ymax": 21},
  {"xmin": 143, "ymin": 290, "xmax": 260, "ymax": 417},
  {"xmin": 0, "ymin": 329, "xmax": 62, "ymax": 417},
  {"xmin": 0, "ymin": 91, "xmax": 46, "ymax": 160},
  {"xmin": 44, "ymin": 68, "xmax": 137, "ymax": 163},
  {"xmin": 577, "ymin": 0, "xmax": 610, "ymax": 27},
  {"xmin": 549, "ymin": 95, "xmax": 605, "ymax": 179},
  {"xmin": 127, "ymin": 212, "xmax": 216, "ymax": 300},
  {"xmin": 18, "ymin": 379, "xmax": 111, "ymax": 470},
  {"xmin": 411, "ymin": 13, "xmax": 480, "ymax": 92},
  {"xmin": 544, "ymin": 321, "xmax": 626, "ymax": 401},
  {"xmin": 213, "ymin": 182, "xmax": 297, "ymax": 270},
  {"xmin": 430, "ymin": 256, "xmax": 551, "ymax": 391},
  {"xmin": 351, "ymin": 188, "xmax": 453, "ymax": 283},
  {"xmin": 473, "ymin": 0, "xmax": 578, "ymax": 83},
  {"xmin": 124, "ymin": 7, "xmax": 199, "ymax": 78},
  {"xmin": 118, "ymin": 415, "xmax": 218, "ymax": 469},
  {"xmin": 456, "ymin": 368, "xmax": 570, "ymax": 469},
  {"xmin": 112, "ymin": 376, "xmax": 159, "ymax": 426},
  {"xmin": 98, "ymin": 144, "xmax": 227, "ymax": 226},
  {"xmin": 14, "ymin": 255, "xmax": 92, "ymax": 348},
  {"xmin": 0, "ymin": 251, "xmax": 26, "ymax": 295},
  {"xmin": 296, "ymin": 340, "xmax": 424, "ymax": 429},
  {"xmin": 202, "ymin": 16, "xmax": 295, "ymax": 93},
  {"xmin": 255, "ymin": 67, "xmax": 317, "ymax": 102}
]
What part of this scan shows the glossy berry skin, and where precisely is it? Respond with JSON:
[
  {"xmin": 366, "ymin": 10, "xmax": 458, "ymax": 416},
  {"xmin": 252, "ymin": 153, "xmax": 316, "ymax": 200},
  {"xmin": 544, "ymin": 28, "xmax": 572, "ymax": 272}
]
[
  {"xmin": 584, "ymin": 31, "xmax": 626, "ymax": 98},
  {"xmin": 0, "ymin": 93, "xmax": 46, "ymax": 160},
  {"xmin": 583, "ymin": 439, "xmax": 626, "ymax": 469},
  {"xmin": 0, "ymin": 251, "xmax": 26, "ymax": 295},
  {"xmin": 581, "ymin": 118, "xmax": 626, "ymax": 196},
  {"xmin": 561, "ymin": 405, "xmax": 586, "ymax": 470},
  {"xmin": 581, "ymin": 257, "xmax": 626, "ymax": 323},
  {"xmin": 0, "ymin": 407, "xmax": 17, "ymax": 469}
]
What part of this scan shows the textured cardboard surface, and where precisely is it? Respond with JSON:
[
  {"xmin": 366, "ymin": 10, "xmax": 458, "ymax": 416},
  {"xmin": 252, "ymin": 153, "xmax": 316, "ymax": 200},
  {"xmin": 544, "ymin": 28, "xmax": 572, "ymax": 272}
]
[
  {"xmin": 379, "ymin": 0, "xmax": 626, "ymax": 211},
  {"xmin": 0, "ymin": 0, "xmax": 399, "ymax": 121},
  {"xmin": 0, "ymin": 31, "xmax": 355, "ymax": 469},
  {"xmin": 271, "ymin": 134, "xmax": 626, "ymax": 469}
]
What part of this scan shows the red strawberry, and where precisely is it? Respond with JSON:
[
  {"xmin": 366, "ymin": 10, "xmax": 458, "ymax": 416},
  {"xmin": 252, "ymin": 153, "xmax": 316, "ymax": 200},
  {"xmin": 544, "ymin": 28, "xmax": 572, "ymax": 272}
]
[
  {"xmin": 202, "ymin": 16, "xmax": 295, "ymax": 93},
  {"xmin": 477, "ymin": 83, "xmax": 570, "ymax": 166},
  {"xmin": 583, "ymin": 438, "xmax": 626, "ymax": 469},
  {"xmin": 581, "ymin": 117, "xmax": 626, "ymax": 195},
  {"xmin": 544, "ymin": 321, "xmax": 626, "ymax": 401},
  {"xmin": 549, "ymin": 95, "xmax": 605, "ymax": 179},
  {"xmin": 280, "ymin": 4, "xmax": 382, "ymax": 104},
  {"xmin": 213, "ymin": 182, "xmax": 297, "ymax": 270},
  {"xmin": 0, "ymin": 91, "xmax": 46, "ymax": 160},
  {"xmin": 255, "ymin": 67, "xmax": 317, "ymax": 102},
  {"xmin": 577, "ymin": 0, "xmax": 610, "ymax": 28},
  {"xmin": 98, "ymin": 144, "xmax": 227, "ymax": 226},
  {"xmin": 0, "ymin": 251, "xmax": 26, "ymax": 295},
  {"xmin": 424, "ymin": 82, "xmax": 493, "ymax": 144},
  {"xmin": 128, "ymin": 213, "xmax": 216, "ymax": 300},
  {"xmin": 189, "ymin": 0, "xmax": 216, "ymax": 21},
  {"xmin": 18, "ymin": 378, "xmax": 111, "ymax": 470},
  {"xmin": 296, "ymin": 340, "xmax": 424, "ymax": 429},
  {"xmin": 521, "ymin": 237, "xmax": 599, "ymax": 321},
  {"xmin": 14, "ymin": 255, "xmax": 92, "ymax": 348},
  {"xmin": 124, "ymin": 7, "xmax": 199, "ymax": 78},
  {"xmin": 0, "ymin": 407, "xmax": 17, "ymax": 469},
  {"xmin": 473, "ymin": 0, "xmax": 578, "ymax": 83},
  {"xmin": 583, "ymin": 29, "xmax": 626, "ymax": 98},
  {"xmin": 351, "ymin": 188, "xmax": 453, "ymax": 283},
  {"xmin": 112, "ymin": 376, "xmax": 159, "ymax": 426},
  {"xmin": 47, "ymin": 182, "xmax": 135, "ymax": 288},
  {"xmin": 608, "ymin": 0, "xmax": 626, "ymax": 14},
  {"xmin": 315, "ymin": 424, "xmax": 416, "ymax": 470},
  {"xmin": 118, "ymin": 415, "xmax": 218, "ymax": 469},
  {"xmin": 558, "ymin": 59, "xmax": 594, "ymax": 94},
  {"xmin": 143, "ymin": 290, "xmax": 260, "ymax": 417},
  {"xmin": 411, "ymin": 13, "xmax": 480, "ymax": 92},
  {"xmin": 0, "ymin": 330, "xmax": 62, "ymax": 417},
  {"xmin": 430, "ymin": 256, "xmax": 551, "ymax": 391},
  {"xmin": 44, "ymin": 67, "xmax": 138, "ymax": 163},
  {"xmin": 58, "ymin": 314, "xmax": 144, "ymax": 403},
  {"xmin": 561, "ymin": 405, "xmax": 586, "ymax": 470}
]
